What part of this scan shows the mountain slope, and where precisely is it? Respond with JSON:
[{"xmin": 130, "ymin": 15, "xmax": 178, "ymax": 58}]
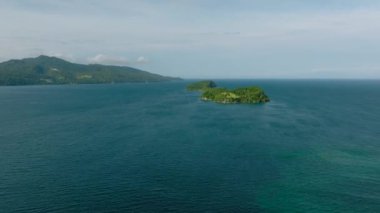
[{"xmin": 0, "ymin": 55, "xmax": 180, "ymax": 85}]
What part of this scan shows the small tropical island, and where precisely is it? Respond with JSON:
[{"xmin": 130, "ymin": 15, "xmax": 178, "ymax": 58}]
[
  {"xmin": 187, "ymin": 80, "xmax": 270, "ymax": 104},
  {"xmin": 0, "ymin": 55, "xmax": 180, "ymax": 86},
  {"xmin": 186, "ymin": 80, "xmax": 217, "ymax": 91}
]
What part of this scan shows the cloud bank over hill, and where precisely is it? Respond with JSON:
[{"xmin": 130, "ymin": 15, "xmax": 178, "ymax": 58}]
[{"xmin": 87, "ymin": 54, "xmax": 148, "ymax": 66}]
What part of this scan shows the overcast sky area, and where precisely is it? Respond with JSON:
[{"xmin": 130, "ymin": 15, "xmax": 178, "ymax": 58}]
[{"xmin": 1, "ymin": 0, "xmax": 380, "ymax": 78}]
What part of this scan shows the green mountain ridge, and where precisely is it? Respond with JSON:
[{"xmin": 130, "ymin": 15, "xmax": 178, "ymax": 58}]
[{"xmin": 0, "ymin": 55, "xmax": 180, "ymax": 85}]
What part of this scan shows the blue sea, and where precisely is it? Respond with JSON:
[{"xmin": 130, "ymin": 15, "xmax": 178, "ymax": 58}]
[{"xmin": 0, "ymin": 80, "xmax": 379, "ymax": 212}]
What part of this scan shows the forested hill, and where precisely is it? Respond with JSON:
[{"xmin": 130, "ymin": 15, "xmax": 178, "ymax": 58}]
[{"xmin": 0, "ymin": 55, "xmax": 180, "ymax": 85}]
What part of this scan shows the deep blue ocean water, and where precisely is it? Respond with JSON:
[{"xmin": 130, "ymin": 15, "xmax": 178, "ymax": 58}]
[{"xmin": 0, "ymin": 80, "xmax": 379, "ymax": 212}]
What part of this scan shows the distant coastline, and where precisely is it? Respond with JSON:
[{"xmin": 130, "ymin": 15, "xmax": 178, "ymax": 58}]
[{"xmin": 0, "ymin": 55, "xmax": 181, "ymax": 86}]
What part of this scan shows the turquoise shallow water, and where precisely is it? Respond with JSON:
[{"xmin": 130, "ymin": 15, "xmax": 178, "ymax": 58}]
[{"xmin": 0, "ymin": 80, "xmax": 379, "ymax": 212}]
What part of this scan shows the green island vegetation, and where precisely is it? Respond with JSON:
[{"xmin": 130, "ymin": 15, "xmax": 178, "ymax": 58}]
[
  {"xmin": 0, "ymin": 55, "xmax": 180, "ymax": 86},
  {"xmin": 186, "ymin": 80, "xmax": 217, "ymax": 91},
  {"xmin": 187, "ymin": 80, "xmax": 270, "ymax": 104}
]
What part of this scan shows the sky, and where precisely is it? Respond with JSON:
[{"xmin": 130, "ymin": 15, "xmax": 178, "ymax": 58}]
[{"xmin": 1, "ymin": 0, "xmax": 380, "ymax": 79}]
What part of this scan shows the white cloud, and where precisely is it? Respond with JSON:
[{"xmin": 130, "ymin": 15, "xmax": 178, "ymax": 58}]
[
  {"xmin": 87, "ymin": 54, "xmax": 149, "ymax": 66},
  {"xmin": 136, "ymin": 56, "xmax": 148, "ymax": 64},
  {"xmin": 87, "ymin": 54, "xmax": 129, "ymax": 65}
]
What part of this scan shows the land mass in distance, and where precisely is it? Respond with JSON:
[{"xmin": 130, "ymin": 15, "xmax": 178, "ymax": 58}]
[
  {"xmin": 187, "ymin": 80, "xmax": 270, "ymax": 104},
  {"xmin": 0, "ymin": 55, "xmax": 180, "ymax": 86}
]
